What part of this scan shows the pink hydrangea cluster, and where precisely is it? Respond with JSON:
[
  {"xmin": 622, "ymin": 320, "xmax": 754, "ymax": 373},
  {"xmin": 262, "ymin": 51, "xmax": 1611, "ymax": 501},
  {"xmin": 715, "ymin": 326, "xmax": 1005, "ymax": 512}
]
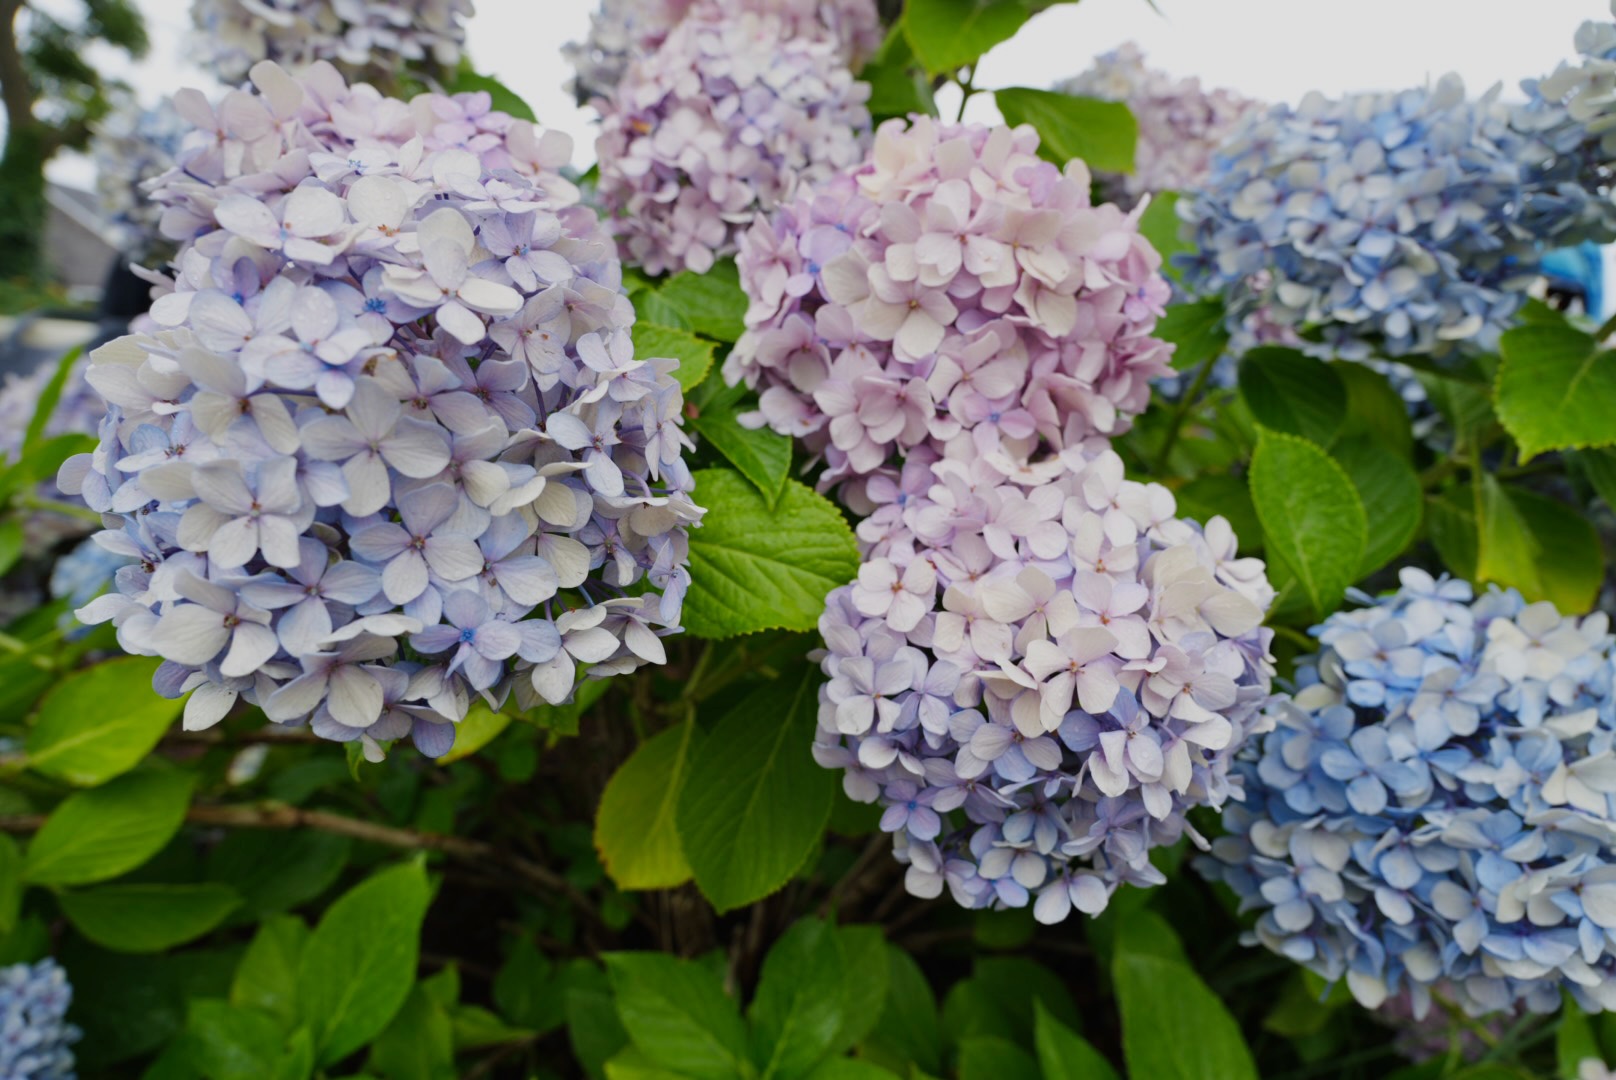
[
  {"xmin": 566, "ymin": 0, "xmax": 882, "ymax": 103},
  {"xmin": 63, "ymin": 61, "xmax": 702, "ymax": 759},
  {"xmin": 593, "ymin": 1, "xmax": 876, "ymax": 276},
  {"xmin": 728, "ymin": 116, "xmax": 1174, "ymax": 500},
  {"xmin": 812, "ymin": 440, "xmax": 1276, "ymax": 920},
  {"xmin": 1058, "ymin": 42, "xmax": 1263, "ymax": 204}
]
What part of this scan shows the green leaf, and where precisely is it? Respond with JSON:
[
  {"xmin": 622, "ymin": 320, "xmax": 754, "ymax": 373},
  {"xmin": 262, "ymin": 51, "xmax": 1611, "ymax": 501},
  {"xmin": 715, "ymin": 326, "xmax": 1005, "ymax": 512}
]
[
  {"xmin": 566, "ymin": 960, "xmax": 631, "ymax": 1080},
  {"xmin": 993, "ymin": 88, "xmax": 1137, "ymax": 173},
  {"xmin": 1171, "ymin": 474, "xmax": 1261, "ymax": 552},
  {"xmin": 231, "ymin": 915, "xmax": 308, "ymax": 1032},
  {"xmin": 59, "ymin": 882, "xmax": 240, "ymax": 953},
  {"xmin": 903, "ymin": 0, "xmax": 1031, "ymax": 74},
  {"xmin": 434, "ymin": 699, "xmax": 510, "ymax": 764},
  {"xmin": 801, "ymin": 1062, "xmax": 902, "ymax": 1080},
  {"xmin": 493, "ymin": 937, "xmax": 566, "ymax": 1035},
  {"xmin": 750, "ymin": 918, "xmax": 847, "ymax": 1079},
  {"xmin": 940, "ymin": 958, "xmax": 1079, "ymax": 1049},
  {"xmin": 367, "ymin": 984, "xmax": 455, "ymax": 1080},
  {"xmin": 0, "ymin": 835, "xmax": 19, "ymax": 936},
  {"xmin": 1336, "ymin": 363, "xmax": 1414, "ymax": 459},
  {"xmin": 596, "ymin": 719, "xmax": 702, "ymax": 891},
  {"xmin": 298, "ymin": 859, "xmax": 432, "ymax": 1067},
  {"xmin": 0, "ymin": 519, "xmax": 22, "ymax": 577},
  {"xmin": 1496, "ymin": 323, "xmax": 1616, "ymax": 460},
  {"xmin": 604, "ymin": 1047, "xmax": 693, "ymax": 1080},
  {"xmin": 958, "ymin": 1036, "xmax": 1040, "ymax": 1080},
  {"xmin": 860, "ymin": 25, "xmax": 936, "ymax": 120},
  {"xmin": 1249, "ymin": 430, "xmax": 1366, "ymax": 620},
  {"xmin": 1579, "ymin": 447, "xmax": 1616, "ymax": 510},
  {"xmin": 452, "ymin": 1003, "xmax": 534, "ymax": 1050},
  {"xmin": 827, "ymin": 926, "xmax": 888, "ymax": 1056},
  {"xmin": 1426, "ymin": 491, "xmax": 1479, "ymax": 582},
  {"xmin": 1558, "ymin": 997, "xmax": 1603, "ymax": 1080},
  {"xmin": 658, "ymin": 260, "xmax": 748, "ymax": 343},
  {"xmin": 1419, "ymin": 373, "xmax": 1496, "ymax": 452},
  {"xmin": 683, "ymin": 469, "xmax": 858, "ymax": 639},
  {"xmin": 636, "ymin": 321, "xmax": 716, "ymax": 393},
  {"xmin": 1157, "ymin": 300, "xmax": 1231, "ymax": 373},
  {"xmin": 603, "ymin": 952, "xmax": 751, "ymax": 1080},
  {"xmin": 1034, "ymin": 1000, "xmax": 1119, "ymax": 1080},
  {"xmin": 1331, "ymin": 437, "xmax": 1421, "ymax": 576},
  {"xmin": 24, "ymin": 347, "xmax": 82, "ymax": 453},
  {"xmin": 184, "ymin": 1000, "xmax": 287, "ymax": 1080},
  {"xmin": 24, "ymin": 657, "xmax": 179, "ymax": 786},
  {"xmin": 206, "ymin": 830, "xmax": 351, "ymax": 919},
  {"xmin": 445, "ymin": 66, "xmax": 536, "ymax": 121},
  {"xmin": 689, "ymin": 390, "xmax": 792, "ymax": 507},
  {"xmin": 23, "ymin": 769, "xmax": 195, "ymax": 885},
  {"xmin": 1237, "ymin": 348, "xmax": 1347, "ymax": 446},
  {"xmin": 1474, "ymin": 475, "xmax": 1604, "ymax": 613},
  {"xmin": 676, "ymin": 664, "xmax": 837, "ymax": 912},
  {"xmin": 859, "ymin": 945, "xmax": 939, "ymax": 1075},
  {"xmin": 1113, "ymin": 912, "xmax": 1257, "ymax": 1080},
  {"xmin": 1138, "ymin": 192, "xmax": 1185, "ymax": 281}
]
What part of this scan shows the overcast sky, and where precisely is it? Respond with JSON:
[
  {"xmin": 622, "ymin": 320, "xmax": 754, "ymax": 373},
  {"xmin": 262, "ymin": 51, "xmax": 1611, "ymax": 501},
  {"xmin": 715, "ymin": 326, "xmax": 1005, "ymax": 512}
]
[{"xmin": 48, "ymin": 0, "xmax": 1606, "ymax": 188}]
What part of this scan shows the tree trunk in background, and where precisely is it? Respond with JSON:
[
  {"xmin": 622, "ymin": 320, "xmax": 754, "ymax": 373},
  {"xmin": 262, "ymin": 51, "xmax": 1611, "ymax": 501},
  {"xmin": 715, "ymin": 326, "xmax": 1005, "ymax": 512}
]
[{"xmin": 0, "ymin": 121, "xmax": 48, "ymax": 282}]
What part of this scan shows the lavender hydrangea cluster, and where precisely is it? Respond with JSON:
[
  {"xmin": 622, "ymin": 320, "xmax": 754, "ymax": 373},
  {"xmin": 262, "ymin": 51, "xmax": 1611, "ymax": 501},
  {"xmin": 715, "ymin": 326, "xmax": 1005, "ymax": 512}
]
[
  {"xmin": 1512, "ymin": 3, "xmax": 1616, "ymax": 245},
  {"xmin": 1179, "ymin": 75, "xmax": 1547, "ymax": 359},
  {"xmin": 1200, "ymin": 569, "xmax": 1616, "ymax": 1017},
  {"xmin": 191, "ymin": 0, "xmax": 472, "ymax": 84},
  {"xmin": 592, "ymin": 0, "xmax": 877, "ymax": 277},
  {"xmin": 812, "ymin": 440, "xmax": 1275, "ymax": 921},
  {"xmin": 92, "ymin": 102, "xmax": 188, "ymax": 259},
  {"xmin": 1057, "ymin": 42, "xmax": 1262, "ymax": 204},
  {"xmin": 0, "ymin": 960, "xmax": 78, "ymax": 1080},
  {"xmin": 63, "ymin": 60, "xmax": 702, "ymax": 759},
  {"xmin": 728, "ymin": 116, "xmax": 1174, "ymax": 500}
]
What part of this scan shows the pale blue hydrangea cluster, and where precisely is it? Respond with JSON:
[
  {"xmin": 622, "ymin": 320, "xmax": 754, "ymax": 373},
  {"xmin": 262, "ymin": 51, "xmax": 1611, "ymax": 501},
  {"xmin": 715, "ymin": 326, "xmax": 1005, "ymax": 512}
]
[
  {"xmin": 191, "ymin": 0, "xmax": 473, "ymax": 84},
  {"xmin": 1201, "ymin": 569, "xmax": 1616, "ymax": 1017},
  {"xmin": 64, "ymin": 61, "xmax": 702, "ymax": 759},
  {"xmin": 91, "ymin": 101, "xmax": 189, "ymax": 259},
  {"xmin": 1179, "ymin": 75, "xmax": 1547, "ymax": 359},
  {"xmin": 0, "ymin": 960, "xmax": 78, "ymax": 1080}
]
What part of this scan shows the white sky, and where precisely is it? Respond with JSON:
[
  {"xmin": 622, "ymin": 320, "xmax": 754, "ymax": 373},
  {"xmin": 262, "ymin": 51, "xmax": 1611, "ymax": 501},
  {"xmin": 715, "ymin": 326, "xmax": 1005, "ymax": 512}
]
[{"xmin": 48, "ymin": 0, "xmax": 1607, "ymax": 188}]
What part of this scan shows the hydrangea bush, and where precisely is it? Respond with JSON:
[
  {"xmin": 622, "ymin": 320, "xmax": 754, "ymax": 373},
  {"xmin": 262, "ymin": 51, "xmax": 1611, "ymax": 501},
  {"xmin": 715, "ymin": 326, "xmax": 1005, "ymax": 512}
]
[{"xmin": 191, "ymin": 0, "xmax": 473, "ymax": 84}]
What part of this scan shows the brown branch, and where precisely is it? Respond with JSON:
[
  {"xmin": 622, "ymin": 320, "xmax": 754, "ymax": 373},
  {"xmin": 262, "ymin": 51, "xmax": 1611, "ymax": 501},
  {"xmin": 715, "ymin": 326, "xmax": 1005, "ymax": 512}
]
[
  {"xmin": 0, "ymin": 802, "xmax": 604, "ymax": 926},
  {"xmin": 0, "ymin": 0, "xmax": 33, "ymax": 137}
]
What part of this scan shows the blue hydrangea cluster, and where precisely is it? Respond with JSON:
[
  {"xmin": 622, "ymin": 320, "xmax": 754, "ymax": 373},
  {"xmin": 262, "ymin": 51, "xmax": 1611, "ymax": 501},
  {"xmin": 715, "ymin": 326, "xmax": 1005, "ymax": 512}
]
[
  {"xmin": 1200, "ymin": 569, "xmax": 1616, "ymax": 1017},
  {"xmin": 63, "ymin": 61, "xmax": 702, "ymax": 760},
  {"xmin": 0, "ymin": 960, "xmax": 78, "ymax": 1080},
  {"xmin": 1179, "ymin": 75, "xmax": 1546, "ymax": 359},
  {"xmin": 91, "ymin": 101, "xmax": 189, "ymax": 260}
]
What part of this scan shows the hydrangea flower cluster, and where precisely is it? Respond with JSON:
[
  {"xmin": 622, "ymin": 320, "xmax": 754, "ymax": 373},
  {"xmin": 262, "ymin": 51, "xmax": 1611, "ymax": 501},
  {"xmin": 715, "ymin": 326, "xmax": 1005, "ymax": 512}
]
[
  {"xmin": 0, "ymin": 960, "xmax": 78, "ymax": 1080},
  {"xmin": 92, "ymin": 102, "xmax": 188, "ymax": 259},
  {"xmin": 1179, "ymin": 75, "xmax": 1548, "ymax": 359},
  {"xmin": 1200, "ymin": 569, "xmax": 1616, "ymax": 1016},
  {"xmin": 728, "ymin": 116, "xmax": 1174, "ymax": 498},
  {"xmin": 1512, "ymin": 3, "xmax": 1616, "ymax": 245},
  {"xmin": 191, "ymin": 0, "xmax": 472, "ymax": 84},
  {"xmin": 1, "ymin": 354, "xmax": 106, "ymax": 550},
  {"xmin": 1057, "ymin": 43, "xmax": 1262, "ymax": 205},
  {"xmin": 63, "ymin": 60, "xmax": 702, "ymax": 759},
  {"xmin": 565, "ymin": 0, "xmax": 881, "ymax": 104},
  {"xmin": 812, "ymin": 439, "xmax": 1276, "ymax": 921},
  {"xmin": 593, "ymin": 0, "xmax": 877, "ymax": 277}
]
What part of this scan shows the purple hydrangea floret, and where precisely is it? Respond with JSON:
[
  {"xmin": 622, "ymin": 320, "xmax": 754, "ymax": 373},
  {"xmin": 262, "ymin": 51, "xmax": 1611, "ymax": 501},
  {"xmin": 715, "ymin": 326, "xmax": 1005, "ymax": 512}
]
[
  {"xmin": 62, "ymin": 61, "xmax": 703, "ymax": 760},
  {"xmin": 1200, "ymin": 569, "xmax": 1616, "ymax": 1017},
  {"xmin": 812, "ymin": 439, "xmax": 1275, "ymax": 921}
]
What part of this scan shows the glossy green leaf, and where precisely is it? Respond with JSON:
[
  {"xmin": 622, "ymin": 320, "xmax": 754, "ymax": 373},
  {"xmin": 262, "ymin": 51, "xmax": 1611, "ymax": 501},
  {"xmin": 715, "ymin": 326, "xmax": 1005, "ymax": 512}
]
[
  {"xmin": 994, "ymin": 88, "xmax": 1137, "ymax": 173},
  {"xmin": 940, "ymin": 956, "xmax": 1079, "ymax": 1048},
  {"xmin": 22, "ymin": 769, "xmax": 195, "ymax": 886},
  {"xmin": 1249, "ymin": 431, "xmax": 1366, "ymax": 619},
  {"xmin": 1034, "ymin": 1000, "xmax": 1119, "ymax": 1080},
  {"xmin": 1475, "ymin": 476, "xmax": 1603, "ymax": 613},
  {"xmin": 958, "ymin": 1035, "xmax": 1040, "ymax": 1080},
  {"xmin": 657, "ymin": 260, "xmax": 748, "ymax": 343},
  {"xmin": 298, "ymin": 859, "xmax": 432, "ymax": 1066},
  {"xmin": 1426, "ymin": 491, "xmax": 1479, "ymax": 582},
  {"xmin": 1336, "ymin": 362, "xmax": 1414, "ymax": 459},
  {"xmin": 494, "ymin": 936, "xmax": 566, "ymax": 1035},
  {"xmin": 1172, "ymin": 473, "xmax": 1261, "ymax": 551},
  {"xmin": 1557, "ymin": 997, "xmax": 1601, "ymax": 1079},
  {"xmin": 902, "ymin": 0, "xmax": 1031, "ymax": 74},
  {"xmin": 827, "ymin": 925, "xmax": 888, "ymax": 1055},
  {"xmin": 206, "ymin": 830, "xmax": 351, "ymax": 919},
  {"xmin": 688, "ymin": 390, "xmax": 792, "ymax": 507},
  {"xmin": 1496, "ymin": 323, "xmax": 1616, "ymax": 460},
  {"xmin": 1157, "ymin": 300, "xmax": 1230, "ymax": 373},
  {"xmin": 25, "ymin": 347, "xmax": 82, "ymax": 453},
  {"xmin": 636, "ymin": 321, "xmax": 716, "ymax": 393},
  {"xmin": 1331, "ymin": 437, "xmax": 1421, "ymax": 576},
  {"xmin": 750, "ymin": 918, "xmax": 847, "ymax": 1078},
  {"xmin": 595, "ymin": 720, "xmax": 702, "ymax": 891},
  {"xmin": 566, "ymin": 959, "xmax": 632, "ymax": 1080},
  {"xmin": 184, "ymin": 1000, "xmax": 287, "ymax": 1080},
  {"xmin": 367, "ymin": 984, "xmax": 455, "ymax": 1080},
  {"xmin": 861, "ymin": 25, "xmax": 936, "ymax": 120},
  {"xmin": 603, "ymin": 952, "xmax": 750, "ymax": 1080},
  {"xmin": 683, "ymin": 469, "xmax": 858, "ymax": 639},
  {"xmin": 860, "ymin": 945, "xmax": 940, "ymax": 1075},
  {"xmin": 25, "ymin": 657, "xmax": 178, "ymax": 786},
  {"xmin": 231, "ymin": 915, "xmax": 307, "ymax": 1032},
  {"xmin": 0, "ymin": 519, "xmax": 22, "ymax": 577},
  {"xmin": 676, "ymin": 664, "xmax": 837, "ymax": 912},
  {"xmin": 1238, "ymin": 348, "xmax": 1347, "ymax": 446},
  {"xmin": 1113, "ymin": 913, "xmax": 1257, "ymax": 1080},
  {"xmin": 59, "ymin": 882, "xmax": 240, "ymax": 953},
  {"xmin": 445, "ymin": 67, "xmax": 535, "ymax": 121},
  {"xmin": 1137, "ymin": 192, "xmax": 1185, "ymax": 281}
]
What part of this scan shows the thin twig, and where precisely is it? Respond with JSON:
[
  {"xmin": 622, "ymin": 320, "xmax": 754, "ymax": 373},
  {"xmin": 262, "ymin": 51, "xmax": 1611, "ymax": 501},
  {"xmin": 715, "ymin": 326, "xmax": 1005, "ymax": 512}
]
[{"xmin": 819, "ymin": 832, "xmax": 891, "ymax": 918}]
